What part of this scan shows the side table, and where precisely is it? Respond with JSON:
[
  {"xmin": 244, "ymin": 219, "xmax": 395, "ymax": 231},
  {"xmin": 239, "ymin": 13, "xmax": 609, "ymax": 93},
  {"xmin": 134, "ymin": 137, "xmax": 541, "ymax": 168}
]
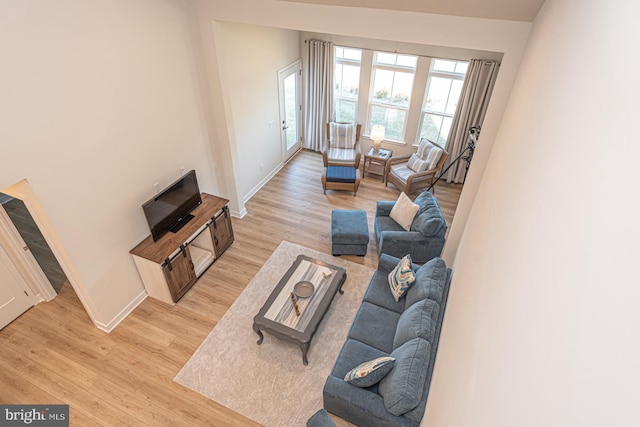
[{"xmin": 362, "ymin": 147, "xmax": 393, "ymax": 182}]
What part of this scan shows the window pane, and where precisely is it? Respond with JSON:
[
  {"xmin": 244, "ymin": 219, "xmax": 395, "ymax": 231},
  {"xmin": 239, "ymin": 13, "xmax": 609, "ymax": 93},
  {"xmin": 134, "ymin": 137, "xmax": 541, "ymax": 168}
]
[
  {"xmin": 396, "ymin": 55, "xmax": 417, "ymax": 68},
  {"xmin": 335, "ymin": 99, "xmax": 356, "ymax": 123},
  {"xmin": 390, "ymin": 71, "xmax": 413, "ymax": 106},
  {"xmin": 441, "ymin": 116, "xmax": 453, "ymax": 142},
  {"xmin": 376, "ymin": 52, "xmax": 397, "ymax": 65},
  {"xmin": 420, "ymin": 113, "xmax": 444, "ymax": 142},
  {"xmin": 335, "ymin": 47, "xmax": 344, "ymax": 58},
  {"xmin": 446, "ymin": 79, "xmax": 463, "ymax": 114},
  {"xmin": 433, "ymin": 59, "xmax": 456, "ymax": 72},
  {"xmin": 284, "ymin": 74, "xmax": 298, "ymax": 150},
  {"xmin": 420, "ymin": 113, "xmax": 454, "ymax": 145},
  {"xmin": 370, "ymin": 105, "xmax": 406, "ymax": 140},
  {"xmin": 455, "ymin": 62, "xmax": 469, "ymax": 74},
  {"xmin": 372, "ymin": 69, "xmax": 394, "ymax": 103},
  {"xmin": 335, "ymin": 64, "xmax": 360, "ymax": 99},
  {"xmin": 425, "ymin": 76, "xmax": 453, "ymax": 113},
  {"xmin": 343, "ymin": 48, "xmax": 361, "ymax": 61}
]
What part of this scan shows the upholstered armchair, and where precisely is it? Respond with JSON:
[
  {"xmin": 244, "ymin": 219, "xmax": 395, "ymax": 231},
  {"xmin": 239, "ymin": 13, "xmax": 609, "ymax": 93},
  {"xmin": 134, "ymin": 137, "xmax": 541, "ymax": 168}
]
[
  {"xmin": 322, "ymin": 122, "xmax": 362, "ymax": 169},
  {"xmin": 374, "ymin": 191, "xmax": 447, "ymax": 264},
  {"xmin": 385, "ymin": 138, "xmax": 449, "ymax": 195}
]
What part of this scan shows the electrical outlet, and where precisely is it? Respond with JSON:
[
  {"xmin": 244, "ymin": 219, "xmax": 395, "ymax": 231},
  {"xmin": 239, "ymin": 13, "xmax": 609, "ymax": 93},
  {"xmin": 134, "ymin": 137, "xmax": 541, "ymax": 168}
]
[
  {"xmin": 179, "ymin": 166, "xmax": 185, "ymax": 176},
  {"xmin": 153, "ymin": 182, "xmax": 160, "ymax": 193},
  {"xmin": 260, "ymin": 163, "xmax": 264, "ymax": 171}
]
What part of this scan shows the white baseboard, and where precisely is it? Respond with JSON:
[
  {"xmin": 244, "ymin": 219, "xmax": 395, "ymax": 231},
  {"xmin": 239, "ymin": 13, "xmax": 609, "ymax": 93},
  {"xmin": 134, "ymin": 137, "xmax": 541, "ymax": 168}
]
[
  {"xmin": 243, "ymin": 162, "xmax": 285, "ymax": 204},
  {"xmin": 95, "ymin": 290, "xmax": 148, "ymax": 333},
  {"xmin": 230, "ymin": 208, "xmax": 247, "ymax": 219}
]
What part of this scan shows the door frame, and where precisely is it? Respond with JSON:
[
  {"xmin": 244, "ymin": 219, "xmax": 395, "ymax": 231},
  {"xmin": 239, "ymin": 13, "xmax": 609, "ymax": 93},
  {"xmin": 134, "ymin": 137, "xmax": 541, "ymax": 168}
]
[
  {"xmin": 278, "ymin": 59, "xmax": 302, "ymax": 163},
  {"xmin": 0, "ymin": 204, "xmax": 56, "ymax": 302},
  {"xmin": 0, "ymin": 240, "xmax": 37, "ymax": 329}
]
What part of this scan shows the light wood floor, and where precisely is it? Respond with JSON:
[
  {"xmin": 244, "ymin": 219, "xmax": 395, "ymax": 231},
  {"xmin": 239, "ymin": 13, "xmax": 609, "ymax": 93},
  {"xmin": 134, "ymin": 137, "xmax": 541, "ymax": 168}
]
[{"xmin": 0, "ymin": 150, "xmax": 462, "ymax": 426}]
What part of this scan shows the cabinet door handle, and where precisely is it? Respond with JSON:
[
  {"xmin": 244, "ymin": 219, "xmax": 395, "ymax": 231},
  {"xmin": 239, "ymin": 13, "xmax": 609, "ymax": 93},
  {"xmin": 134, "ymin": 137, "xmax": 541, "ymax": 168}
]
[
  {"xmin": 189, "ymin": 260, "xmax": 194, "ymax": 270},
  {"xmin": 214, "ymin": 236, "xmax": 219, "ymax": 246}
]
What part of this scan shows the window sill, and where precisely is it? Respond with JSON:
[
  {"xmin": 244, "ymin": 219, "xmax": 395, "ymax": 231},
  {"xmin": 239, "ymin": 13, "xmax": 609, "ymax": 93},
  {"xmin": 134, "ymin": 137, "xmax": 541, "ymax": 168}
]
[{"xmin": 364, "ymin": 136, "xmax": 408, "ymax": 147}]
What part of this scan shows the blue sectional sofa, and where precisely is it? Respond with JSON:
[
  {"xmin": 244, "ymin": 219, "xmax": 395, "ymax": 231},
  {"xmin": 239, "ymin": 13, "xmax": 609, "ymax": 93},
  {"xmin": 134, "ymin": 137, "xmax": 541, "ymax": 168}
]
[
  {"xmin": 323, "ymin": 254, "xmax": 452, "ymax": 426},
  {"xmin": 374, "ymin": 191, "xmax": 447, "ymax": 264}
]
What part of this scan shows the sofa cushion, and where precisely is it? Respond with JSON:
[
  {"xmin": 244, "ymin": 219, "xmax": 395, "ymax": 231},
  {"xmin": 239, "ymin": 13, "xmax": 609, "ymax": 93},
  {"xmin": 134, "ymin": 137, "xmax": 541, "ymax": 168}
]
[
  {"xmin": 378, "ymin": 338, "xmax": 431, "ymax": 416},
  {"xmin": 393, "ymin": 299, "xmax": 439, "ymax": 350},
  {"xmin": 410, "ymin": 192, "xmax": 446, "ymax": 237},
  {"xmin": 406, "ymin": 153, "xmax": 430, "ymax": 173},
  {"xmin": 344, "ymin": 356, "xmax": 395, "ymax": 387},
  {"xmin": 405, "ymin": 257, "xmax": 448, "ymax": 308},
  {"xmin": 330, "ymin": 338, "xmax": 389, "ymax": 381},
  {"xmin": 388, "ymin": 255, "xmax": 416, "ymax": 302},
  {"xmin": 389, "ymin": 192, "xmax": 419, "ymax": 231},
  {"xmin": 416, "ymin": 138, "xmax": 443, "ymax": 170},
  {"xmin": 348, "ymin": 302, "xmax": 400, "ymax": 353},
  {"xmin": 329, "ymin": 122, "xmax": 357, "ymax": 149},
  {"xmin": 362, "ymin": 271, "xmax": 406, "ymax": 314}
]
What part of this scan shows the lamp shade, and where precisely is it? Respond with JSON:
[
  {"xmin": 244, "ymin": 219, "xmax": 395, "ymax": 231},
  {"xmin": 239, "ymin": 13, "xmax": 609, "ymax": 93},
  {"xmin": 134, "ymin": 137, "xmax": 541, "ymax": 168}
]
[{"xmin": 370, "ymin": 125, "xmax": 385, "ymax": 142}]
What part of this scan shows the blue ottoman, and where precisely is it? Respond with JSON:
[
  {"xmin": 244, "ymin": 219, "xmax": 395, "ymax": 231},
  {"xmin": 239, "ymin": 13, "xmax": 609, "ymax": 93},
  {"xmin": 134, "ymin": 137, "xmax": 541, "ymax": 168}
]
[
  {"xmin": 322, "ymin": 166, "xmax": 361, "ymax": 196},
  {"xmin": 331, "ymin": 210, "xmax": 369, "ymax": 256}
]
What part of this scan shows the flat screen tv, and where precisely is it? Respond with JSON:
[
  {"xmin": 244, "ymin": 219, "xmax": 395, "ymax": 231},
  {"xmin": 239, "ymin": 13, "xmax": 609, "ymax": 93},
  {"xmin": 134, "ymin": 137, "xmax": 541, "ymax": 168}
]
[{"xmin": 142, "ymin": 170, "xmax": 202, "ymax": 241}]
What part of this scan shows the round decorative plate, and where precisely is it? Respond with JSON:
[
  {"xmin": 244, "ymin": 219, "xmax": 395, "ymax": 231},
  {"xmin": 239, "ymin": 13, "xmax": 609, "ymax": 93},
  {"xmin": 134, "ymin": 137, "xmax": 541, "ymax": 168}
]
[{"xmin": 294, "ymin": 281, "xmax": 315, "ymax": 298}]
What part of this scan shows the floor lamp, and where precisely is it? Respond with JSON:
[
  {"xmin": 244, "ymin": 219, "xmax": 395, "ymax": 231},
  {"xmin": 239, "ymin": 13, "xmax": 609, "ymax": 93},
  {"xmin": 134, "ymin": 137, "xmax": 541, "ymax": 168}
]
[{"xmin": 427, "ymin": 126, "xmax": 480, "ymax": 192}]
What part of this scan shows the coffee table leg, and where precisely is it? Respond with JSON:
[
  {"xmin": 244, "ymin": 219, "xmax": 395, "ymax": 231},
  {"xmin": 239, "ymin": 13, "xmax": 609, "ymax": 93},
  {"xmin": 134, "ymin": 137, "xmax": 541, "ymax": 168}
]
[
  {"xmin": 338, "ymin": 273, "xmax": 346, "ymax": 294},
  {"xmin": 253, "ymin": 324, "xmax": 264, "ymax": 345},
  {"xmin": 300, "ymin": 342, "xmax": 310, "ymax": 366}
]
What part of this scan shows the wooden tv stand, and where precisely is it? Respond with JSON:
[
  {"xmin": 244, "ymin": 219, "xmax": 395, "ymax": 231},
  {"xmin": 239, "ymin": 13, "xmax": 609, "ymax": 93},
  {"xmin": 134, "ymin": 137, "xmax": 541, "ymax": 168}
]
[{"xmin": 130, "ymin": 193, "xmax": 234, "ymax": 305}]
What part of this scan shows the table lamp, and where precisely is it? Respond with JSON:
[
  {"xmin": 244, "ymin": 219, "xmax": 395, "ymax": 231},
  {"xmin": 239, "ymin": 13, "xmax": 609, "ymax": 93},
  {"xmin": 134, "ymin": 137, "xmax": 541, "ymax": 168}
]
[{"xmin": 370, "ymin": 125, "xmax": 385, "ymax": 153}]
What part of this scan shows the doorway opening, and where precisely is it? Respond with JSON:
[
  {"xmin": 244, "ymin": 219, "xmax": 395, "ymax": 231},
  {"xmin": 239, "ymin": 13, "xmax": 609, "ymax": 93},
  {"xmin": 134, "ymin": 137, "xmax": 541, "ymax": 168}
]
[{"xmin": 0, "ymin": 193, "xmax": 67, "ymax": 294}]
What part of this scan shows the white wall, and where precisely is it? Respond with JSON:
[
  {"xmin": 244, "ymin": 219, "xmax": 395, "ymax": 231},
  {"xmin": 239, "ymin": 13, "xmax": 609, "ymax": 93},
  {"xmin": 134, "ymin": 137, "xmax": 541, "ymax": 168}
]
[
  {"xmin": 217, "ymin": 23, "xmax": 301, "ymax": 200},
  {"xmin": 426, "ymin": 0, "xmax": 640, "ymax": 425},
  {"xmin": 195, "ymin": 0, "xmax": 532, "ymax": 259},
  {"xmin": 0, "ymin": 0, "xmax": 216, "ymax": 329}
]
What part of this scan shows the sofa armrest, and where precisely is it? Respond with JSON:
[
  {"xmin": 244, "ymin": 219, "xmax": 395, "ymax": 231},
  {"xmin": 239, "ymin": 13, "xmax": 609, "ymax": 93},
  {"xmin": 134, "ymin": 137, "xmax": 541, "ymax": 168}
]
[
  {"xmin": 378, "ymin": 230, "xmax": 439, "ymax": 263},
  {"xmin": 376, "ymin": 200, "xmax": 396, "ymax": 218},
  {"xmin": 323, "ymin": 376, "xmax": 417, "ymax": 427},
  {"xmin": 378, "ymin": 253, "xmax": 402, "ymax": 274}
]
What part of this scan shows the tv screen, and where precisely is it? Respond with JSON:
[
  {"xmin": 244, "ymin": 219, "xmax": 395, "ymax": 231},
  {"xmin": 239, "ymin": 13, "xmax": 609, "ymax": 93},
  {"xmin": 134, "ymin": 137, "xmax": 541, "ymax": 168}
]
[{"xmin": 142, "ymin": 170, "xmax": 202, "ymax": 241}]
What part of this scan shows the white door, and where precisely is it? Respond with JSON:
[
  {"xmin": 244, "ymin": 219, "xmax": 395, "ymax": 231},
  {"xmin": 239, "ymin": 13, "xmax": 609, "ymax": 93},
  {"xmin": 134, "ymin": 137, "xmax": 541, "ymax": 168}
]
[
  {"xmin": 0, "ymin": 242, "xmax": 35, "ymax": 329},
  {"xmin": 278, "ymin": 60, "xmax": 302, "ymax": 162}
]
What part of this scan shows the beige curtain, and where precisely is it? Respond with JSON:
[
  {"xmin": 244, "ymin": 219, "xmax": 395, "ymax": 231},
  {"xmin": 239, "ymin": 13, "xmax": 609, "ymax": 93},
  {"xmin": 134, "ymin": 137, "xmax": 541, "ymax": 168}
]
[
  {"xmin": 443, "ymin": 59, "xmax": 500, "ymax": 183},
  {"xmin": 304, "ymin": 40, "xmax": 334, "ymax": 152}
]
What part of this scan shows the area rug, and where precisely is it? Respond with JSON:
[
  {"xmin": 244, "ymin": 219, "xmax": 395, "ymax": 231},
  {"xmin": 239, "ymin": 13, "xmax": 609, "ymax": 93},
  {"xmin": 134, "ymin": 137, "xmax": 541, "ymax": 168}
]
[{"xmin": 174, "ymin": 240, "xmax": 374, "ymax": 426}]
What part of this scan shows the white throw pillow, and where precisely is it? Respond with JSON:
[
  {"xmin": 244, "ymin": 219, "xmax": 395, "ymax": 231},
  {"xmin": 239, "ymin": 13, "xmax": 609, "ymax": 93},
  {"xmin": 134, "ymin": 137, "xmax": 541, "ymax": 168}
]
[{"xmin": 389, "ymin": 192, "xmax": 419, "ymax": 231}]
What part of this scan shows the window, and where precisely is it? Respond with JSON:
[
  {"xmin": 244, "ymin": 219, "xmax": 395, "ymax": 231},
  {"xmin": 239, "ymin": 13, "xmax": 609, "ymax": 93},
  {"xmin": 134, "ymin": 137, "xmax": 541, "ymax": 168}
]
[
  {"xmin": 418, "ymin": 59, "xmax": 468, "ymax": 145},
  {"xmin": 334, "ymin": 47, "xmax": 362, "ymax": 123},
  {"xmin": 368, "ymin": 52, "xmax": 417, "ymax": 141}
]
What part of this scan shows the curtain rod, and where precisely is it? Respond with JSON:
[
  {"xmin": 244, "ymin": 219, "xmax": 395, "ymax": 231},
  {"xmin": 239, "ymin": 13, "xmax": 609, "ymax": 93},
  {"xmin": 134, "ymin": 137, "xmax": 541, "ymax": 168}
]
[{"xmin": 304, "ymin": 39, "xmax": 498, "ymax": 65}]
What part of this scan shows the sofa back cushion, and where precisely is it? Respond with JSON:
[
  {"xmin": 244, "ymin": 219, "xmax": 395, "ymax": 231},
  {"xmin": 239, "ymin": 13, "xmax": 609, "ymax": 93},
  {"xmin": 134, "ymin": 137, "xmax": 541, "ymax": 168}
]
[
  {"xmin": 393, "ymin": 298, "xmax": 439, "ymax": 350},
  {"xmin": 378, "ymin": 337, "xmax": 431, "ymax": 416},
  {"xmin": 416, "ymin": 138, "xmax": 444, "ymax": 170},
  {"xmin": 404, "ymin": 257, "xmax": 448, "ymax": 308},
  {"xmin": 329, "ymin": 122, "xmax": 357, "ymax": 149},
  {"xmin": 410, "ymin": 191, "xmax": 447, "ymax": 237}
]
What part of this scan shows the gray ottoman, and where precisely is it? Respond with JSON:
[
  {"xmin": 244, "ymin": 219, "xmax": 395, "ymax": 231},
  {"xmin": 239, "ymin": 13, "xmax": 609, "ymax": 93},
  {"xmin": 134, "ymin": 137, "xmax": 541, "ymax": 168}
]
[{"xmin": 331, "ymin": 210, "xmax": 369, "ymax": 256}]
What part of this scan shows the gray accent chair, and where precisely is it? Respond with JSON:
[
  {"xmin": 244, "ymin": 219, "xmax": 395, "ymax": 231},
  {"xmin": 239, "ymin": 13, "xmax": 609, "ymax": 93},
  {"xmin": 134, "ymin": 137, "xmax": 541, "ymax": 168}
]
[
  {"xmin": 323, "ymin": 254, "xmax": 452, "ymax": 426},
  {"xmin": 374, "ymin": 191, "xmax": 447, "ymax": 264}
]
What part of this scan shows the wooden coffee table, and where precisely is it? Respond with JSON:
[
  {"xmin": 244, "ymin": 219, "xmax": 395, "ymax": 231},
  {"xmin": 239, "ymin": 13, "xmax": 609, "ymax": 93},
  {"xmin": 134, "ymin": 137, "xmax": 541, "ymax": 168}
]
[{"xmin": 252, "ymin": 255, "xmax": 347, "ymax": 365}]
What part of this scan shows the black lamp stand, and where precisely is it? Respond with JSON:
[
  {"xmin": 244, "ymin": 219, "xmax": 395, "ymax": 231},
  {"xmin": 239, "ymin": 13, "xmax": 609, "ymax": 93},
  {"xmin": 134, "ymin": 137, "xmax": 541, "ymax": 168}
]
[{"xmin": 427, "ymin": 126, "xmax": 480, "ymax": 192}]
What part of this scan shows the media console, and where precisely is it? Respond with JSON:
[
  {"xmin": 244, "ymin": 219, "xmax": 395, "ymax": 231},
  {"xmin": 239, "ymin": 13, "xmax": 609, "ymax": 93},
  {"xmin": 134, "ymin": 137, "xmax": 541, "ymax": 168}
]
[{"xmin": 130, "ymin": 193, "xmax": 234, "ymax": 305}]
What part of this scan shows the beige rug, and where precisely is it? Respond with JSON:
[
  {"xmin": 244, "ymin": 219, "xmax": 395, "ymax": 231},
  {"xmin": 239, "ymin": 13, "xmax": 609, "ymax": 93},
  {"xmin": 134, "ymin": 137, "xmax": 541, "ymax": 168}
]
[{"xmin": 174, "ymin": 240, "xmax": 374, "ymax": 426}]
